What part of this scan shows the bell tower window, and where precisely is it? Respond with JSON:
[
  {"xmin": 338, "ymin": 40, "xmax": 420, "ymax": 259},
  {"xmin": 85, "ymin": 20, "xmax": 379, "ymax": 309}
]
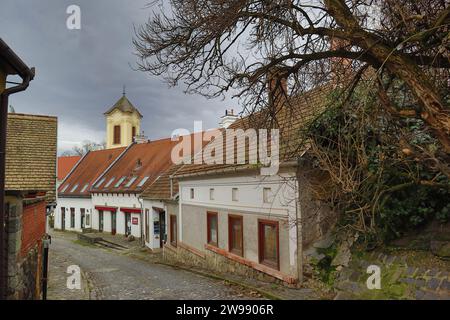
[{"xmin": 113, "ymin": 125, "xmax": 121, "ymax": 145}]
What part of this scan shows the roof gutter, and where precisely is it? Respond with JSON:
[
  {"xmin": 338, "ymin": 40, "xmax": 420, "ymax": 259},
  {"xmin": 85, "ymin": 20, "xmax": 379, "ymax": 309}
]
[
  {"xmin": 0, "ymin": 38, "xmax": 35, "ymax": 300},
  {"xmin": 172, "ymin": 160, "xmax": 299, "ymax": 180}
]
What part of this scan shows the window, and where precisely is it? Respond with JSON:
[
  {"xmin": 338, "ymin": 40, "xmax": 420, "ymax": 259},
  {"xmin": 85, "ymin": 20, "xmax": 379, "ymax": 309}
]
[
  {"xmin": 81, "ymin": 183, "xmax": 89, "ymax": 193},
  {"xmin": 61, "ymin": 184, "xmax": 70, "ymax": 193},
  {"xmin": 228, "ymin": 215, "xmax": 243, "ymax": 256},
  {"xmin": 137, "ymin": 176, "xmax": 149, "ymax": 188},
  {"xmin": 94, "ymin": 177, "xmax": 106, "ymax": 188},
  {"xmin": 190, "ymin": 188, "xmax": 195, "ymax": 199},
  {"xmin": 258, "ymin": 220, "xmax": 279, "ymax": 270},
  {"xmin": 207, "ymin": 212, "xmax": 218, "ymax": 246},
  {"xmin": 70, "ymin": 208, "xmax": 75, "ymax": 228},
  {"xmin": 170, "ymin": 215, "xmax": 177, "ymax": 247},
  {"xmin": 263, "ymin": 187, "xmax": 272, "ymax": 203},
  {"xmin": 209, "ymin": 188, "xmax": 215, "ymax": 200},
  {"xmin": 125, "ymin": 176, "xmax": 138, "ymax": 188},
  {"xmin": 104, "ymin": 177, "xmax": 115, "ymax": 188},
  {"xmin": 232, "ymin": 188, "xmax": 238, "ymax": 201},
  {"xmin": 80, "ymin": 208, "xmax": 86, "ymax": 228},
  {"xmin": 113, "ymin": 125, "xmax": 121, "ymax": 144},
  {"xmin": 114, "ymin": 176, "xmax": 126, "ymax": 188},
  {"xmin": 70, "ymin": 184, "xmax": 79, "ymax": 193},
  {"xmin": 132, "ymin": 126, "xmax": 136, "ymax": 138}
]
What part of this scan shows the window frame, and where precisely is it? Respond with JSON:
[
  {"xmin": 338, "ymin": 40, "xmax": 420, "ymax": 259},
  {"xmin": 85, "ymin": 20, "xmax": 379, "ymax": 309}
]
[
  {"xmin": 207, "ymin": 211, "xmax": 219, "ymax": 247},
  {"xmin": 258, "ymin": 219, "xmax": 280, "ymax": 270},
  {"xmin": 232, "ymin": 188, "xmax": 238, "ymax": 201},
  {"xmin": 113, "ymin": 125, "xmax": 121, "ymax": 145},
  {"xmin": 263, "ymin": 187, "xmax": 272, "ymax": 204},
  {"xmin": 228, "ymin": 214, "xmax": 244, "ymax": 257},
  {"xmin": 70, "ymin": 208, "xmax": 75, "ymax": 228},
  {"xmin": 190, "ymin": 188, "xmax": 195, "ymax": 199},
  {"xmin": 209, "ymin": 188, "xmax": 215, "ymax": 200}
]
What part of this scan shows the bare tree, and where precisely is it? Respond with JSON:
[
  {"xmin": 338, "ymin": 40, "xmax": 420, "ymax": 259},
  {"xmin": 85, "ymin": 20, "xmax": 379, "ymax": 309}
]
[
  {"xmin": 134, "ymin": 0, "xmax": 449, "ymax": 152},
  {"xmin": 61, "ymin": 140, "xmax": 106, "ymax": 157}
]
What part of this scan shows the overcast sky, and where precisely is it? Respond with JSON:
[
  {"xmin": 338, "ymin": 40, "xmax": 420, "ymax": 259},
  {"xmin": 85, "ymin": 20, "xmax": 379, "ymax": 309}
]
[{"xmin": 0, "ymin": 0, "xmax": 236, "ymax": 154}]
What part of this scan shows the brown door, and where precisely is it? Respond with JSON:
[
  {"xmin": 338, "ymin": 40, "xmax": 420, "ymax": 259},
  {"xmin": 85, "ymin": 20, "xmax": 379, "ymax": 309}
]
[
  {"xmin": 99, "ymin": 210, "xmax": 104, "ymax": 232},
  {"xmin": 159, "ymin": 211, "xmax": 166, "ymax": 248},
  {"xmin": 61, "ymin": 207, "xmax": 66, "ymax": 231},
  {"xmin": 145, "ymin": 209, "xmax": 150, "ymax": 243},
  {"xmin": 170, "ymin": 215, "xmax": 177, "ymax": 247},
  {"xmin": 111, "ymin": 211, "xmax": 116, "ymax": 235}
]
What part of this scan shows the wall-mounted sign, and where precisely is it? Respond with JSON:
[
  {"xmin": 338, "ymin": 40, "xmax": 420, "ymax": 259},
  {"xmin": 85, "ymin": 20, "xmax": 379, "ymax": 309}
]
[{"xmin": 132, "ymin": 217, "xmax": 139, "ymax": 225}]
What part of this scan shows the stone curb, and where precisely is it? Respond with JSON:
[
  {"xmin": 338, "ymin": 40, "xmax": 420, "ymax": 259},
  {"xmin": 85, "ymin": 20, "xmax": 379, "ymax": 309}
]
[{"xmin": 154, "ymin": 261, "xmax": 283, "ymax": 300}]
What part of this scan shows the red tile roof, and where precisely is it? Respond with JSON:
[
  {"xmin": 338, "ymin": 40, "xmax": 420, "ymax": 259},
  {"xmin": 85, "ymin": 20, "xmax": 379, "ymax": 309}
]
[
  {"xmin": 91, "ymin": 138, "xmax": 180, "ymax": 194},
  {"xmin": 57, "ymin": 156, "xmax": 81, "ymax": 181},
  {"xmin": 58, "ymin": 148, "xmax": 125, "ymax": 197},
  {"xmin": 140, "ymin": 131, "xmax": 210, "ymax": 200}
]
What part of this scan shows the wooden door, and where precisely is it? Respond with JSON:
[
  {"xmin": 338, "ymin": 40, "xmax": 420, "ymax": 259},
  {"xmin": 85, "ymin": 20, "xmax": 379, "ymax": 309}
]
[{"xmin": 111, "ymin": 212, "xmax": 116, "ymax": 235}]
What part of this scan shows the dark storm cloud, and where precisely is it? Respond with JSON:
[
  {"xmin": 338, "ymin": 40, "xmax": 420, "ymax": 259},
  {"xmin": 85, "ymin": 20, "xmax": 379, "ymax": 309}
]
[{"xmin": 0, "ymin": 0, "xmax": 235, "ymax": 153}]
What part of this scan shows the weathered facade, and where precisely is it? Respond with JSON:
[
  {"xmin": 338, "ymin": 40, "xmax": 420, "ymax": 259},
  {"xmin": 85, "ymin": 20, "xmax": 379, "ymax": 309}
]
[
  {"xmin": 5, "ymin": 113, "xmax": 57, "ymax": 299},
  {"xmin": 164, "ymin": 83, "xmax": 337, "ymax": 285}
]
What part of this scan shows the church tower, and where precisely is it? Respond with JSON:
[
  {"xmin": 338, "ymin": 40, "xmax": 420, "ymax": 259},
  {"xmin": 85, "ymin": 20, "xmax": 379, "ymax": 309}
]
[{"xmin": 104, "ymin": 90, "xmax": 143, "ymax": 149}]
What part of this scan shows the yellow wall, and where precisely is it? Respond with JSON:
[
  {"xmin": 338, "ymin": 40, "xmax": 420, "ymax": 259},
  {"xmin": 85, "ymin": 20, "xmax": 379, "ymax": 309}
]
[
  {"xmin": 0, "ymin": 69, "xmax": 6, "ymax": 94},
  {"xmin": 106, "ymin": 109, "xmax": 141, "ymax": 149}
]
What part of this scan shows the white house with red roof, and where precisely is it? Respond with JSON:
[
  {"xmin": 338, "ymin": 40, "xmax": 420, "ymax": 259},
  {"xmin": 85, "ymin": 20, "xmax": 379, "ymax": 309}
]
[
  {"xmin": 55, "ymin": 147, "xmax": 125, "ymax": 232},
  {"xmin": 90, "ymin": 137, "xmax": 178, "ymax": 244}
]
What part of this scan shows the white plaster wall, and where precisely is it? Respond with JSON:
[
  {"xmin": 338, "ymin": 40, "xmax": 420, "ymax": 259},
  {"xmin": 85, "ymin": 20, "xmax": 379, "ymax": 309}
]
[
  {"xmin": 55, "ymin": 197, "xmax": 93, "ymax": 232},
  {"xmin": 91, "ymin": 193, "xmax": 142, "ymax": 238},
  {"xmin": 178, "ymin": 171, "xmax": 300, "ymax": 275},
  {"xmin": 142, "ymin": 199, "xmax": 167, "ymax": 250}
]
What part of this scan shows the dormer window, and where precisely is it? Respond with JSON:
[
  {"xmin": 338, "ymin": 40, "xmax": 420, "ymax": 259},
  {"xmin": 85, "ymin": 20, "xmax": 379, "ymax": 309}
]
[
  {"xmin": 61, "ymin": 184, "xmax": 70, "ymax": 193},
  {"xmin": 70, "ymin": 184, "xmax": 79, "ymax": 193},
  {"xmin": 125, "ymin": 176, "xmax": 138, "ymax": 188},
  {"xmin": 104, "ymin": 177, "xmax": 115, "ymax": 188},
  {"xmin": 94, "ymin": 177, "xmax": 106, "ymax": 188},
  {"xmin": 81, "ymin": 183, "xmax": 89, "ymax": 193},
  {"xmin": 115, "ymin": 176, "xmax": 126, "ymax": 188},
  {"xmin": 137, "ymin": 176, "xmax": 149, "ymax": 188}
]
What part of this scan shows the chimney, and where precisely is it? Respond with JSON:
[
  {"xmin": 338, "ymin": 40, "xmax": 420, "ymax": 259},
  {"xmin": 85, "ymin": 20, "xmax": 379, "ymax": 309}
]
[
  {"xmin": 133, "ymin": 130, "xmax": 149, "ymax": 144},
  {"xmin": 219, "ymin": 109, "xmax": 239, "ymax": 129},
  {"xmin": 267, "ymin": 67, "xmax": 288, "ymax": 111}
]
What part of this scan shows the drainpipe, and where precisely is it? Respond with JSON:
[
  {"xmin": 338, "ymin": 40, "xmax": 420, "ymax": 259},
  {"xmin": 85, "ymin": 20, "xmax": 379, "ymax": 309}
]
[
  {"xmin": 0, "ymin": 48, "xmax": 34, "ymax": 298},
  {"xmin": 295, "ymin": 159, "xmax": 304, "ymax": 285}
]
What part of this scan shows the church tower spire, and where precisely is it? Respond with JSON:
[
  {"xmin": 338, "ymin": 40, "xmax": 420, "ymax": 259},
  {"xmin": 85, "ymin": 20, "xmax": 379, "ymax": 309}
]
[{"xmin": 104, "ymin": 90, "xmax": 143, "ymax": 149}]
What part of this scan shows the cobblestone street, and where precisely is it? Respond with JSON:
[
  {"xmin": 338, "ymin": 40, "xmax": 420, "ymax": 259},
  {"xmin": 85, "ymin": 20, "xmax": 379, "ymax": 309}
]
[{"xmin": 47, "ymin": 231, "xmax": 264, "ymax": 300}]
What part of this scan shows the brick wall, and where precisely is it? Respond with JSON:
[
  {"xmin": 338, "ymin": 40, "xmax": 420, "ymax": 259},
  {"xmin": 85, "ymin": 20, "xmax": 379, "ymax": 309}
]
[{"xmin": 21, "ymin": 200, "xmax": 46, "ymax": 258}]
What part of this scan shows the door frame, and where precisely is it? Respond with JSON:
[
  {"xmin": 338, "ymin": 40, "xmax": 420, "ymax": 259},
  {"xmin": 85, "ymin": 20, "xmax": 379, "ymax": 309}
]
[
  {"xmin": 111, "ymin": 211, "xmax": 116, "ymax": 235},
  {"xmin": 61, "ymin": 207, "xmax": 65, "ymax": 231},
  {"xmin": 99, "ymin": 210, "xmax": 104, "ymax": 232}
]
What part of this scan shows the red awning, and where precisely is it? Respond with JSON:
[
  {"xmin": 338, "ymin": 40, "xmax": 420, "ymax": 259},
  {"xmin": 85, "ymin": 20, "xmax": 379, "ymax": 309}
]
[
  {"xmin": 120, "ymin": 207, "xmax": 142, "ymax": 214},
  {"xmin": 95, "ymin": 205, "xmax": 117, "ymax": 212}
]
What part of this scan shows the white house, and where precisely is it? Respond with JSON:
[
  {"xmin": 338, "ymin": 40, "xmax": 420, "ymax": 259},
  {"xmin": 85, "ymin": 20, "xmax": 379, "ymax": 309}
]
[
  {"xmin": 89, "ymin": 137, "xmax": 179, "ymax": 245},
  {"xmin": 162, "ymin": 81, "xmax": 337, "ymax": 285},
  {"xmin": 55, "ymin": 147, "xmax": 125, "ymax": 232}
]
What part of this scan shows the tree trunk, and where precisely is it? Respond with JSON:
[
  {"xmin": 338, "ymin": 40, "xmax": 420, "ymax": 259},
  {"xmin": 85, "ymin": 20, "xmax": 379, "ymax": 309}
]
[{"xmin": 325, "ymin": 0, "xmax": 450, "ymax": 153}]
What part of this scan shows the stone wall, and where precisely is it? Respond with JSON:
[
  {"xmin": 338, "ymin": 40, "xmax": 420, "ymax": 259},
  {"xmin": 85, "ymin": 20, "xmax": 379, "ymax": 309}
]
[
  {"xmin": 334, "ymin": 251, "xmax": 450, "ymax": 300},
  {"xmin": 6, "ymin": 195, "xmax": 44, "ymax": 299},
  {"xmin": 163, "ymin": 243, "xmax": 293, "ymax": 286}
]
